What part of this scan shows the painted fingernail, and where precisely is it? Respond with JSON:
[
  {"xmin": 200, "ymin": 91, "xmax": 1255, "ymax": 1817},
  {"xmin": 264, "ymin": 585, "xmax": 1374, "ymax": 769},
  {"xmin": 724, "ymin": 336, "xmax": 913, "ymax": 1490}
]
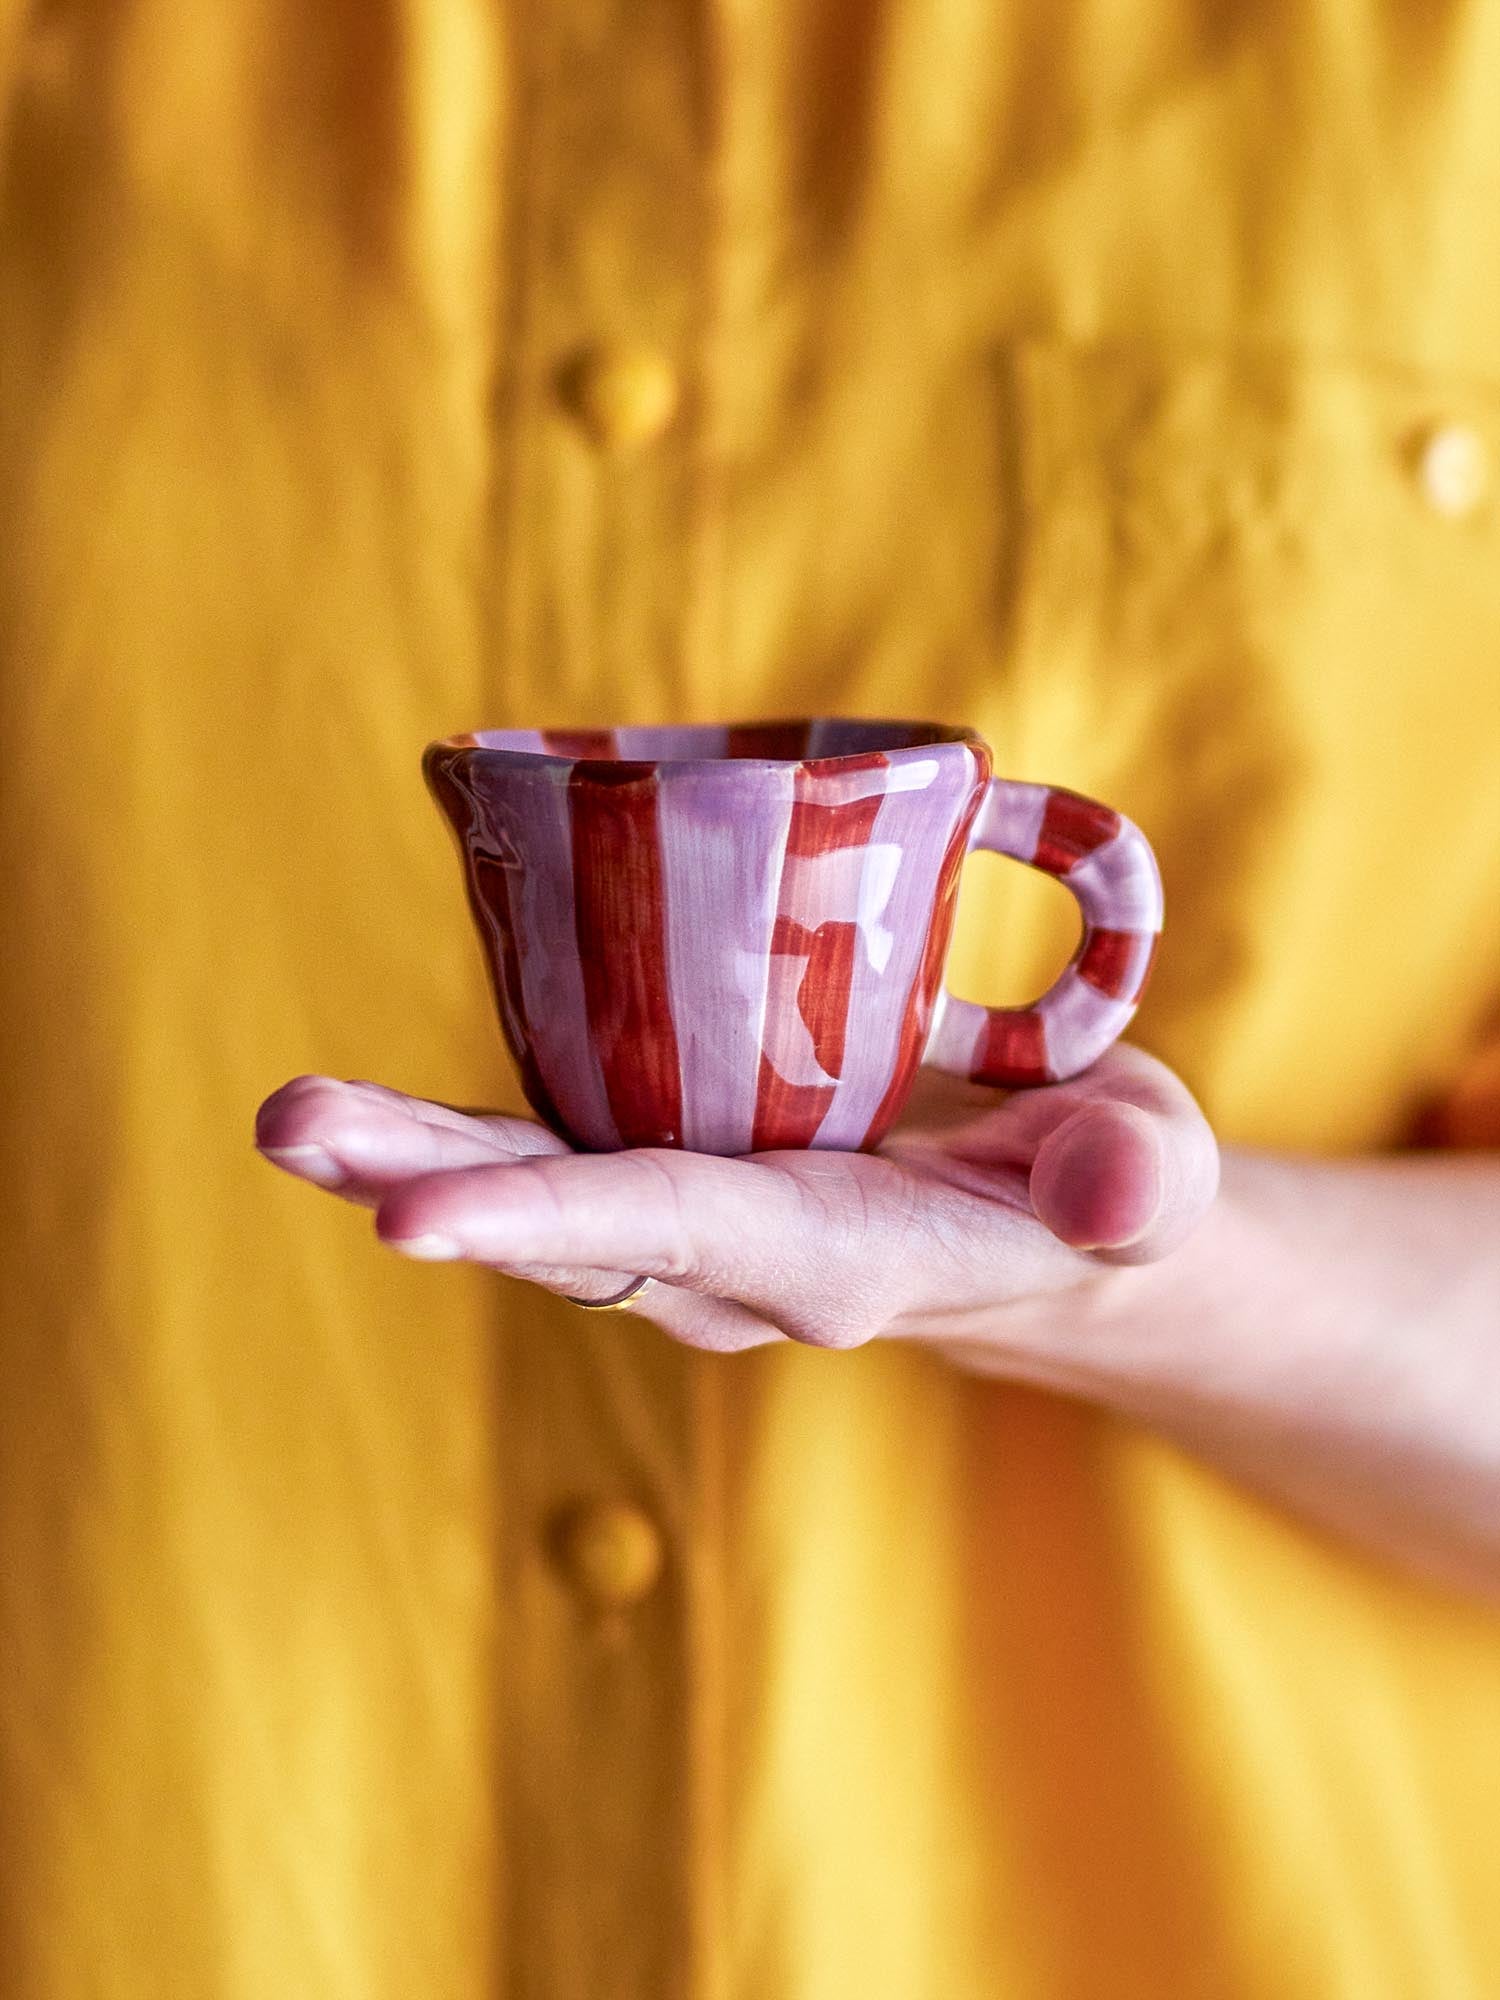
[
  {"xmin": 388, "ymin": 1232, "xmax": 463, "ymax": 1261},
  {"xmin": 260, "ymin": 1143, "xmax": 347, "ymax": 1188}
]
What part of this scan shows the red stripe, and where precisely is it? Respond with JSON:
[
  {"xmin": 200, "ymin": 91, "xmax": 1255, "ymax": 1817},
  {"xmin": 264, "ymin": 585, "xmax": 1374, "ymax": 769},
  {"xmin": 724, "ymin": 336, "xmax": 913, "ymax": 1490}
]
[
  {"xmin": 794, "ymin": 920, "xmax": 860, "ymax": 1079},
  {"xmin": 751, "ymin": 1054, "xmax": 837, "ymax": 1152},
  {"xmin": 751, "ymin": 760, "xmax": 887, "ymax": 1149},
  {"xmin": 785, "ymin": 752, "xmax": 888, "ymax": 857},
  {"xmin": 544, "ymin": 728, "xmax": 617, "ymax": 759},
  {"xmin": 785, "ymin": 792, "xmax": 884, "ymax": 856},
  {"xmin": 569, "ymin": 762, "xmax": 683, "ymax": 1148},
  {"xmin": 860, "ymin": 771, "xmax": 986, "ymax": 1149},
  {"xmin": 799, "ymin": 747, "xmax": 889, "ymax": 782},
  {"xmin": 1034, "ymin": 790, "xmax": 1121, "ymax": 875},
  {"xmin": 1077, "ymin": 927, "xmax": 1160, "ymax": 1001},
  {"xmin": 726, "ymin": 721, "xmax": 812, "ymax": 760},
  {"xmin": 972, "ymin": 1009, "xmax": 1050, "ymax": 1086}
]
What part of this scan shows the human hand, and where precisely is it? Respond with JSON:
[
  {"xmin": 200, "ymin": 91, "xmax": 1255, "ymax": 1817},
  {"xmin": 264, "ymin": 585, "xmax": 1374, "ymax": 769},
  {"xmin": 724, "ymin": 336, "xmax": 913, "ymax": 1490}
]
[{"xmin": 254, "ymin": 1046, "xmax": 1219, "ymax": 1360}]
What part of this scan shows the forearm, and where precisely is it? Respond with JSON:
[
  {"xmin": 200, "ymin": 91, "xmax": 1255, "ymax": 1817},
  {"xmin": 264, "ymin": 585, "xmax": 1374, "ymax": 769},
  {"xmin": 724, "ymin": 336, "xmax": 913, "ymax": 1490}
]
[{"xmin": 1019, "ymin": 1152, "xmax": 1500, "ymax": 1596}]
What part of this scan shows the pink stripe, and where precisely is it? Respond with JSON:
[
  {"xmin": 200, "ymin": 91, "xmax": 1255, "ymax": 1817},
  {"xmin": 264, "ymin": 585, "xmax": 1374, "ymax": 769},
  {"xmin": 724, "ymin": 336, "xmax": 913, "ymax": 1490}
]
[
  {"xmin": 655, "ymin": 762, "xmax": 795, "ymax": 1154},
  {"xmin": 426, "ymin": 755, "xmax": 555, "ymax": 1120},
  {"xmin": 1035, "ymin": 982, "xmax": 1138, "ymax": 1065},
  {"xmin": 471, "ymin": 728, "xmax": 549, "ymax": 753},
  {"xmin": 924, "ymin": 990, "xmax": 988, "ymax": 1079},
  {"xmin": 969, "ymin": 778, "xmax": 1047, "ymax": 864},
  {"xmin": 753, "ymin": 757, "xmax": 891, "ymax": 1150},
  {"xmin": 870, "ymin": 750, "xmax": 993, "ymax": 1140},
  {"xmin": 616, "ymin": 724, "xmax": 731, "ymax": 762},
  {"xmin": 1067, "ymin": 829, "xmax": 1165, "ymax": 931},
  {"xmin": 813, "ymin": 750, "xmax": 975, "ymax": 1149}
]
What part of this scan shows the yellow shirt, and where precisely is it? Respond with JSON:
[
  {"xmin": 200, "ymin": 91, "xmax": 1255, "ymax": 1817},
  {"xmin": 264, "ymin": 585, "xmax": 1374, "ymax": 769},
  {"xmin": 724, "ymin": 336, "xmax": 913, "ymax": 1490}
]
[{"xmin": 3, "ymin": 2, "xmax": 1499, "ymax": 1995}]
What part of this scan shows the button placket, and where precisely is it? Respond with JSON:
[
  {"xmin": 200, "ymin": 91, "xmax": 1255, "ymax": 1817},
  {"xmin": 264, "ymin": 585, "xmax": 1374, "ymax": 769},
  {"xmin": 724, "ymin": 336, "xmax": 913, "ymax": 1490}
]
[{"xmin": 489, "ymin": 1, "xmax": 722, "ymax": 1994}]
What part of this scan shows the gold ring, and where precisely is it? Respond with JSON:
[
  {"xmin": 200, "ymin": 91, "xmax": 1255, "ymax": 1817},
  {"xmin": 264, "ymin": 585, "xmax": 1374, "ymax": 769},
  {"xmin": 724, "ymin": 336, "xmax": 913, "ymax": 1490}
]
[{"xmin": 566, "ymin": 1275, "xmax": 655, "ymax": 1313}]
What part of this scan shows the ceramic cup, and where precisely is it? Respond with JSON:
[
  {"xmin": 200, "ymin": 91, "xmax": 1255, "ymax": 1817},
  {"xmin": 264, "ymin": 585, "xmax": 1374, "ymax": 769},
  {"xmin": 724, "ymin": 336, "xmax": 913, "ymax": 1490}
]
[{"xmin": 423, "ymin": 719, "xmax": 1162, "ymax": 1155}]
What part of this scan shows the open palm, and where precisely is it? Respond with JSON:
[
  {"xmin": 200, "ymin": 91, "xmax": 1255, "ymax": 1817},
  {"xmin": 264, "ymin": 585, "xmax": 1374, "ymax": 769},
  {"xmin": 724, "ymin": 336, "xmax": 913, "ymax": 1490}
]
[{"xmin": 255, "ymin": 1046, "xmax": 1218, "ymax": 1358}]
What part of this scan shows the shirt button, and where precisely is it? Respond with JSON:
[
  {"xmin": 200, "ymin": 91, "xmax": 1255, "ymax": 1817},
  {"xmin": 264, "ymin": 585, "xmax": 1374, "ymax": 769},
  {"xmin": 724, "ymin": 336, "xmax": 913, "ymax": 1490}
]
[
  {"xmin": 558, "ymin": 344, "xmax": 680, "ymax": 451},
  {"xmin": 1412, "ymin": 421, "xmax": 1492, "ymax": 518},
  {"xmin": 551, "ymin": 1498, "xmax": 666, "ymax": 1608}
]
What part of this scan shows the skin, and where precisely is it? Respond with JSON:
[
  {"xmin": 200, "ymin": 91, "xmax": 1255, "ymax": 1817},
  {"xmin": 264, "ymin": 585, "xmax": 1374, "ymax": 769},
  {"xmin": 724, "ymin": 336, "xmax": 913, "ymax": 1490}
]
[{"xmin": 255, "ymin": 1045, "xmax": 1500, "ymax": 1602}]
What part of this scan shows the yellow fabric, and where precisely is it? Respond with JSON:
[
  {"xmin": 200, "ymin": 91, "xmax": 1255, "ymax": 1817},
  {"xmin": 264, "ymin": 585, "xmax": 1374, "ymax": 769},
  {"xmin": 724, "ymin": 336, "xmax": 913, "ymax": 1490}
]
[{"xmin": 3, "ymin": 2, "xmax": 1500, "ymax": 1995}]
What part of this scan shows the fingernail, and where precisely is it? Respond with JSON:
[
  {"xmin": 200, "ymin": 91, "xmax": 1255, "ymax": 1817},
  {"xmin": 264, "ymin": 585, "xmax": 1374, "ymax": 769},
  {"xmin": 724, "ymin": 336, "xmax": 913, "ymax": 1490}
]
[
  {"xmin": 388, "ymin": 1232, "xmax": 463, "ymax": 1261},
  {"xmin": 260, "ymin": 1143, "xmax": 346, "ymax": 1188},
  {"xmin": 1071, "ymin": 1193, "xmax": 1164, "ymax": 1254},
  {"xmin": 1072, "ymin": 1225, "xmax": 1151, "ymax": 1254}
]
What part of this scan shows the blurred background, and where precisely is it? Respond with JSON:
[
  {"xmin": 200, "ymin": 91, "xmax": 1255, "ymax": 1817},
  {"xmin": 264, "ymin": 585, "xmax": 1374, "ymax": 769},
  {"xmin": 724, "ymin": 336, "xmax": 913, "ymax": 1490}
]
[{"xmin": 2, "ymin": 3, "xmax": 1498, "ymax": 1996}]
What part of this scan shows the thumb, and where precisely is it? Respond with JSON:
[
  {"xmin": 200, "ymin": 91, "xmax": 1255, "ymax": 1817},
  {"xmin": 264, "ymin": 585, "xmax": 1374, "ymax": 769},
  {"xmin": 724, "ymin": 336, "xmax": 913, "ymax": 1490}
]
[{"xmin": 1028, "ymin": 1071, "xmax": 1219, "ymax": 1263}]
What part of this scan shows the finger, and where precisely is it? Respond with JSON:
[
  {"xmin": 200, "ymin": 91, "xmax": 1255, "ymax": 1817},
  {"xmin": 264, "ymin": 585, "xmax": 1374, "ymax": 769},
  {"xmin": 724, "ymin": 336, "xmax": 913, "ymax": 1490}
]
[
  {"xmin": 890, "ymin": 1044, "xmax": 1219, "ymax": 1258},
  {"xmin": 565, "ymin": 1278, "xmax": 784, "ymax": 1355},
  {"xmin": 1028, "ymin": 1100, "xmax": 1168, "ymax": 1252},
  {"xmin": 255, "ymin": 1075, "xmax": 567, "ymax": 1204},
  {"xmin": 255, "ymin": 1080, "xmax": 787, "ymax": 1343},
  {"xmin": 256, "ymin": 1076, "xmax": 642, "ymax": 1300},
  {"xmin": 1023, "ymin": 1046, "xmax": 1220, "ymax": 1260},
  {"xmin": 371, "ymin": 1147, "xmax": 922, "ymax": 1347}
]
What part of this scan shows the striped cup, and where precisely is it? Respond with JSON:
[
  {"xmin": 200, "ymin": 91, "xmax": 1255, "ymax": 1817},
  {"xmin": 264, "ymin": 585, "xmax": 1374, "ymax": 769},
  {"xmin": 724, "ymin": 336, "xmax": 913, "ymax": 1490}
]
[{"xmin": 424, "ymin": 719, "xmax": 1162, "ymax": 1155}]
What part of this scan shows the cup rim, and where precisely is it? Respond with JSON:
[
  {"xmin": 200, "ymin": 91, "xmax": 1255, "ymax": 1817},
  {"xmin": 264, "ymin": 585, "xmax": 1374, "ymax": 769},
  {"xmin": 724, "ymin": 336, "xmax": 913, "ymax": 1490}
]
[{"xmin": 423, "ymin": 716, "xmax": 987, "ymax": 776}]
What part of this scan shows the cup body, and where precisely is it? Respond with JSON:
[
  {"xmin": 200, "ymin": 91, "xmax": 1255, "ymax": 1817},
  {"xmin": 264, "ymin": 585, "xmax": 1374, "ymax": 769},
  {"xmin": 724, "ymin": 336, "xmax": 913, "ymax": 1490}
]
[{"xmin": 425, "ymin": 720, "xmax": 992, "ymax": 1154}]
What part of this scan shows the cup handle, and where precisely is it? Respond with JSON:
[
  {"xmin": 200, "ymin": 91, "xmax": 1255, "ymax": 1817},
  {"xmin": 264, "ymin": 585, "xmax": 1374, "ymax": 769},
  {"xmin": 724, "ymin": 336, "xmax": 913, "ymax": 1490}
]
[{"xmin": 924, "ymin": 780, "xmax": 1164, "ymax": 1087}]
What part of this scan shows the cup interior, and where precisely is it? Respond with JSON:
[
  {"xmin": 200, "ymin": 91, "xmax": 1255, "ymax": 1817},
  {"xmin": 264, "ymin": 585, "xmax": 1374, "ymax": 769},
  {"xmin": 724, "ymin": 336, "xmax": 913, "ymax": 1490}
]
[{"xmin": 434, "ymin": 718, "xmax": 980, "ymax": 766}]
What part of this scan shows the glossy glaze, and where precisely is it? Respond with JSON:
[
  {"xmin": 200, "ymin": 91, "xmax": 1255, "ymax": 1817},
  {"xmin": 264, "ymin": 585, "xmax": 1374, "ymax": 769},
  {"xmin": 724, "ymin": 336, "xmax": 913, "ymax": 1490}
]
[{"xmin": 425, "ymin": 720, "xmax": 1162, "ymax": 1154}]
